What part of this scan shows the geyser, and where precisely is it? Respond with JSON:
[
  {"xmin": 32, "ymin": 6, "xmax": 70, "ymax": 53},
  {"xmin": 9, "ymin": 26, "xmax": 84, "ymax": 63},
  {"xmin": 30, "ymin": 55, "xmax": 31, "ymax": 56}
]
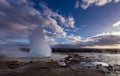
[{"xmin": 29, "ymin": 29, "xmax": 52, "ymax": 58}]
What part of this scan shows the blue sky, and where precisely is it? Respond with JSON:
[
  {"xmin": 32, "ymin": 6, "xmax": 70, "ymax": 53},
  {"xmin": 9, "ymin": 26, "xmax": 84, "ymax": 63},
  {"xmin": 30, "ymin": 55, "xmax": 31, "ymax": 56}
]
[
  {"xmin": 0, "ymin": 0, "xmax": 120, "ymax": 48},
  {"xmin": 38, "ymin": 0, "xmax": 120, "ymax": 37}
]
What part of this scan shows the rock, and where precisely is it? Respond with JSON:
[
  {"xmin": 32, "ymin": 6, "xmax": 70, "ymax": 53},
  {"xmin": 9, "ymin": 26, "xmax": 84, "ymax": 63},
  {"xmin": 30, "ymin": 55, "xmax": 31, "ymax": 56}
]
[
  {"xmin": 106, "ymin": 64, "xmax": 120, "ymax": 72},
  {"xmin": 97, "ymin": 65, "xmax": 110, "ymax": 73},
  {"xmin": 58, "ymin": 61, "xmax": 66, "ymax": 67},
  {"xmin": 113, "ymin": 64, "xmax": 120, "ymax": 71},
  {"xmin": 6, "ymin": 60, "xmax": 30, "ymax": 69},
  {"xmin": 57, "ymin": 54, "xmax": 84, "ymax": 67},
  {"xmin": 6, "ymin": 61, "xmax": 20, "ymax": 69},
  {"xmin": 62, "ymin": 54, "xmax": 84, "ymax": 66},
  {"xmin": 106, "ymin": 65, "xmax": 113, "ymax": 71}
]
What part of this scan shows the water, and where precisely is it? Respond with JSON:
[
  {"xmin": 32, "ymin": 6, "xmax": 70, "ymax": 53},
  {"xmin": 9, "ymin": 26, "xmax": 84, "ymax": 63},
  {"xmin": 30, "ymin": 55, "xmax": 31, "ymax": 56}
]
[
  {"xmin": 76, "ymin": 53, "xmax": 120, "ymax": 65},
  {"xmin": 51, "ymin": 53, "xmax": 120, "ymax": 76},
  {"xmin": 51, "ymin": 53, "xmax": 68, "ymax": 60},
  {"xmin": 52, "ymin": 53, "xmax": 120, "ymax": 65}
]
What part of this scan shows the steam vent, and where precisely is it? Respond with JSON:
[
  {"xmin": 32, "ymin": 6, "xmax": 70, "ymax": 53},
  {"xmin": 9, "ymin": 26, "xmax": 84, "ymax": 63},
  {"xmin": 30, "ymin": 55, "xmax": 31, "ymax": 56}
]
[{"xmin": 28, "ymin": 29, "xmax": 52, "ymax": 58}]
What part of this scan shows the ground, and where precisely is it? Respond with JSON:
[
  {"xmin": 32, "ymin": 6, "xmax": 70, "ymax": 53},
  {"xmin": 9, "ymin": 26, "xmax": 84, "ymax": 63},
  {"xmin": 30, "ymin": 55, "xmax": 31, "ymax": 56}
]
[{"xmin": 0, "ymin": 58, "xmax": 105, "ymax": 76}]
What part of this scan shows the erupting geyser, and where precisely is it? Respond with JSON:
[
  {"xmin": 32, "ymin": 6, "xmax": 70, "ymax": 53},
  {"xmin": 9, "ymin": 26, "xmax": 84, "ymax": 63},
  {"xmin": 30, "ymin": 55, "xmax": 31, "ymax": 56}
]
[{"xmin": 28, "ymin": 29, "xmax": 52, "ymax": 58}]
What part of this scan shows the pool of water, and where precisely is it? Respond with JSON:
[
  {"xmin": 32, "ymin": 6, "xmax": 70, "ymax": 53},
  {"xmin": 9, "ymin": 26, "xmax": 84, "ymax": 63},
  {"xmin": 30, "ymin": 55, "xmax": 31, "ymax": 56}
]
[{"xmin": 76, "ymin": 53, "xmax": 120, "ymax": 65}]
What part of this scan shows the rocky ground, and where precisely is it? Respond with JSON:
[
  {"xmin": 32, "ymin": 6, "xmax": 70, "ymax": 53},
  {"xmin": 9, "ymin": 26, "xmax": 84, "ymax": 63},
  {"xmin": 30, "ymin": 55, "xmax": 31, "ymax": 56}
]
[{"xmin": 0, "ymin": 54, "xmax": 120, "ymax": 76}]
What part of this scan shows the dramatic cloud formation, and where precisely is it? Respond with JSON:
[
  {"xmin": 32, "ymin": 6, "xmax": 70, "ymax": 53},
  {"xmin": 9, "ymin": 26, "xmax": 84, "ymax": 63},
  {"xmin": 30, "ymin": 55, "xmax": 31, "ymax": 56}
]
[
  {"xmin": 0, "ymin": 0, "xmax": 120, "ymax": 49},
  {"xmin": 78, "ymin": 20, "xmax": 120, "ymax": 48},
  {"xmin": 0, "ymin": 0, "xmax": 46, "ymax": 40},
  {"xmin": 83, "ymin": 32, "xmax": 120, "ymax": 46},
  {"xmin": 79, "ymin": 0, "xmax": 120, "ymax": 9},
  {"xmin": 40, "ymin": 3, "xmax": 75, "ymax": 28},
  {"xmin": 0, "ymin": 0, "xmax": 78, "ymax": 45},
  {"xmin": 55, "ymin": 32, "xmax": 120, "ymax": 48},
  {"xmin": 44, "ymin": 29, "xmax": 82, "ymax": 44},
  {"xmin": 54, "ymin": 20, "xmax": 120, "ymax": 48}
]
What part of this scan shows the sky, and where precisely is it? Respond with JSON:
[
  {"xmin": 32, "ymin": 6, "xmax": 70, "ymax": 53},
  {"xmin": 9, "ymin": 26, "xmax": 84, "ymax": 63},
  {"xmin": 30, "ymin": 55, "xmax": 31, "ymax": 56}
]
[{"xmin": 0, "ymin": 0, "xmax": 120, "ymax": 48}]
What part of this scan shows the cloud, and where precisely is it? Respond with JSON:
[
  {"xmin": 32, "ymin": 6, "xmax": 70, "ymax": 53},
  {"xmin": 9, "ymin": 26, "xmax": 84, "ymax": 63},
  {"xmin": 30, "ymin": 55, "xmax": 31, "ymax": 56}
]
[
  {"xmin": 83, "ymin": 31, "xmax": 120, "ymax": 47},
  {"xmin": 47, "ymin": 17, "xmax": 67, "ymax": 36},
  {"xmin": 50, "ymin": 19, "xmax": 120, "ymax": 48},
  {"xmin": 75, "ymin": 0, "xmax": 80, "ymax": 8},
  {"xmin": 78, "ymin": 21, "xmax": 120, "ymax": 48},
  {"xmin": 66, "ymin": 17, "xmax": 75, "ymax": 28},
  {"xmin": 114, "ymin": 0, "xmax": 120, "ymax": 2},
  {"xmin": 66, "ymin": 35, "xmax": 81, "ymax": 42},
  {"xmin": 0, "ymin": 0, "xmax": 47, "ymax": 40},
  {"xmin": 81, "ymin": 0, "xmax": 120, "ymax": 9},
  {"xmin": 45, "ymin": 36, "xmax": 57, "ymax": 45},
  {"xmin": 44, "ymin": 29, "xmax": 82, "ymax": 45},
  {"xmin": 2, "ymin": 0, "xmax": 120, "ymax": 49},
  {"xmin": 112, "ymin": 21, "xmax": 120, "ymax": 27},
  {"xmin": 54, "ymin": 32, "xmax": 120, "ymax": 48},
  {"xmin": 0, "ymin": 0, "xmax": 77, "ymax": 45},
  {"xmin": 83, "ymin": 32, "xmax": 120, "ymax": 46},
  {"xmin": 40, "ymin": 3, "xmax": 75, "ymax": 28}
]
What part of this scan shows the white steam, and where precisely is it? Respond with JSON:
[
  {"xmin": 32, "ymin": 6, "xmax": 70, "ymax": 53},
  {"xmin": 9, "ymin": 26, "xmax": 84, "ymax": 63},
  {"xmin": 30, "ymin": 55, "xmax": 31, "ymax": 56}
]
[
  {"xmin": 0, "ymin": 44, "xmax": 28, "ymax": 58},
  {"xmin": 28, "ymin": 29, "xmax": 52, "ymax": 58}
]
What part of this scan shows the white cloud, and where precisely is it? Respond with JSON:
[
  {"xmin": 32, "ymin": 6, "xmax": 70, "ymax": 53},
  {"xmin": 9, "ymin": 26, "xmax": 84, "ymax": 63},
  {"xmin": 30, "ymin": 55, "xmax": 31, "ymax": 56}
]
[
  {"xmin": 58, "ymin": 31, "xmax": 120, "ymax": 48},
  {"xmin": 47, "ymin": 17, "xmax": 66, "ymax": 36},
  {"xmin": 66, "ymin": 35, "xmax": 81, "ymax": 42},
  {"xmin": 112, "ymin": 21, "xmax": 120, "ymax": 27},
  {"xmin": 96, "ymin": 0, "xmax": 112, "ymax": 6},
  {"xmin": 78, "ymin": 21, "xmax": 120, "ymax": 48},
  {"xmin": 66, "ymin": 17, "xmax": 75, "ymax": 28},
  {"xmin": 84, "ymin": 32, "xmax": 120, "ymax": 46},
  {"xmin": 39, "ymin": 3, "xmax": 77, "ymax": 41},
  {"xmin": 81, "ymin": 0, "xmax": 120, "ymax": 9},
  {"xmin": 54, "ymin": 31, "xmax": 120, "ymax": 48},
  {"xmin": 0, "ymin": 0, "xmax": 77, "ymax": 45},
  {"xmin": 114, "ymin": 0, "xmax": 120, "ymax": 2},
  {"xmin": 40, "ymin": 3, "xmax": 75, "ymax": 28},
  {"xmin": 44, "ymin": 29, "xmax": 82, "ymax": 44},
  {"xmin": 0, "ymin": 0, "xmax": 47, "ymax": 41},
  {"xmin": 46, "ymin": 18, "xmax": 120, "ymax": 48},
  {"xmin": 45, "ymin": 36, "xmax": 57, "ymax": 45}
]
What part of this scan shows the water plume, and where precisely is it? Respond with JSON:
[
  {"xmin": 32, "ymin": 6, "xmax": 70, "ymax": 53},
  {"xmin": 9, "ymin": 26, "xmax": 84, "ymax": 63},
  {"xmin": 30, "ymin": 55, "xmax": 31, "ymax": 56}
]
[{"xmin": 28, "ymin": 29, "xmax": 52, "ymax": 58}]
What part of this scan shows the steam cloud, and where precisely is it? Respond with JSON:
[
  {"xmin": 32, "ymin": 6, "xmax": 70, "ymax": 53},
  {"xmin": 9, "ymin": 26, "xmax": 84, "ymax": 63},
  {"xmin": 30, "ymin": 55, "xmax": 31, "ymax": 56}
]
[
  {"xmin": 0, "ymin": 44, "xmax": 28, "ymax": 58},
  {"xmin": 28, "ymin": 29, "xmax": 52, "ymax": 58},
  {"xmin": 0, "ymin": 0, "xmax": 52, "ymax": 58}
]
